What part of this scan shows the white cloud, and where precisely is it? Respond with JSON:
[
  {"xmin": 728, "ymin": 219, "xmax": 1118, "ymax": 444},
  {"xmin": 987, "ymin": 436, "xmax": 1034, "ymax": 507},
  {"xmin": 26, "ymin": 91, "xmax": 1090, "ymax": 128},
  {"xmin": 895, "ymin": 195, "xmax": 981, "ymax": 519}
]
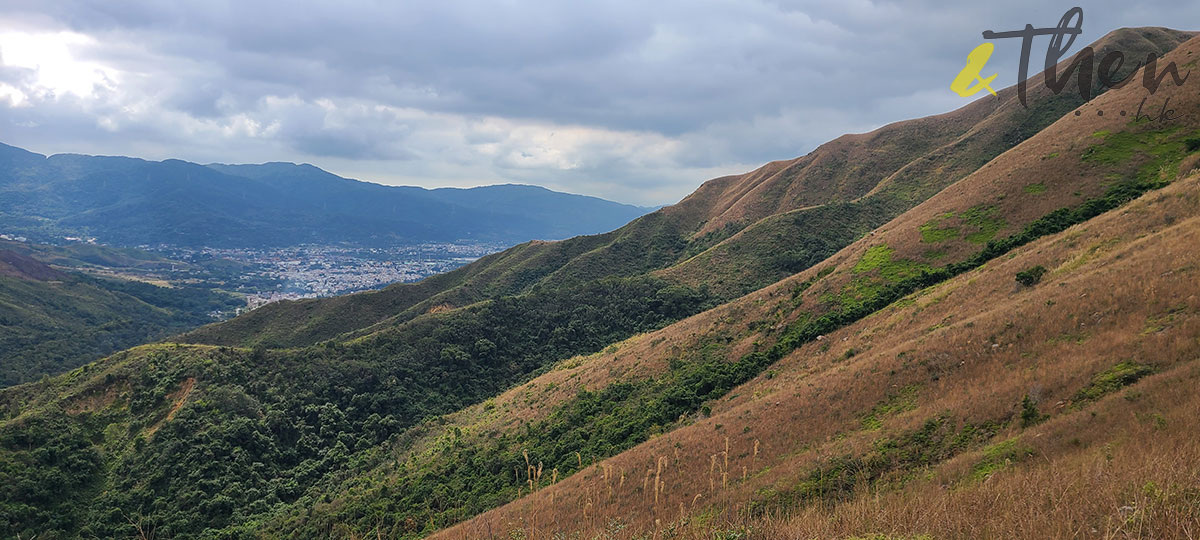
[
  {"xmin": 0, "ymin": 1, "xmax": 1198, "ymax": 205},
  {"xmin": 0, "ymin": 30, "xmax": 117, "ymax": 99}
]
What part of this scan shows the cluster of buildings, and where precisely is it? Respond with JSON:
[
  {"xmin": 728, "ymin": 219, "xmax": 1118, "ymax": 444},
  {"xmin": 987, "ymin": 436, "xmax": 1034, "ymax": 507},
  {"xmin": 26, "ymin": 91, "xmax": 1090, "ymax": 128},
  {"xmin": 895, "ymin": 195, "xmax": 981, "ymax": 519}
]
[{"xmin": 193, "ymin": 243, "xmax": 503, "ymax": 309}]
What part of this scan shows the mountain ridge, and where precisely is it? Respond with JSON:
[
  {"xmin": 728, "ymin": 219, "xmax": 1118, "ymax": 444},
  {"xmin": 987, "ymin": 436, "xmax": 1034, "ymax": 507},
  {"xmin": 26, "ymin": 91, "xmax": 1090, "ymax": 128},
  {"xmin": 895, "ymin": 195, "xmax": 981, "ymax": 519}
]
[
  {"xmin": 180, "ymin": 26, "xmax": 1193, "ymax": 348},
  {"xmin": 423, "ymin": 28, "xmax": 1200, "ymax": 537},
  {"xmin": 0, "ymin": 144, "xmax": 653, "ymax": 248}
]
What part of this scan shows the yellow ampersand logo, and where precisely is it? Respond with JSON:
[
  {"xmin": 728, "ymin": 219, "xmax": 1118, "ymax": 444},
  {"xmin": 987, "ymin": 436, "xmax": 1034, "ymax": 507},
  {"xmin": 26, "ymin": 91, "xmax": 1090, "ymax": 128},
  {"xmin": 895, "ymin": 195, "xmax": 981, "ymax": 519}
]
[{"xmin": 951, "ymin": 43, "xmax": 999, "ymax": 97}]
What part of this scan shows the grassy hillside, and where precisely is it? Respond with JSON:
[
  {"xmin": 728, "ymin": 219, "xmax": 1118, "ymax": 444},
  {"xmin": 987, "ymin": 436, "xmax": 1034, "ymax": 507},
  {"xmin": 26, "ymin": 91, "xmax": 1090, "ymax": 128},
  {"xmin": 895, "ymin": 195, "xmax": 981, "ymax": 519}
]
[
  {"xmin": 439, "ymin": 171, "xmax": 1200, "ymax": 539},
  {"xmin": 418, "ymin": 34, "xmax": 1200, "ymax": 538},
  {"xmin": 656, "ymin": 26, "xmax": 1196, "ymax": 297},
  {"xmin": 0, "ymin": 250, "xmax": 242, "ymax": 388},
  {"xmin": 182, "ymin": 27, "xmax": 1192, "ymax": 350},
  {"xmin": 0, "ymin": 239, "xmax": 178, "ymax": 272},
  {"xmin": 0, "ymin": 276, "xmax": 710, "ymax": 537},
  {"xmin": 253, "ymin": 31, "xmax": 1200, "ymax": 537},
  {"xmin": 1, "ymin": 27, "xmax": 1198, "ymax": 540}
]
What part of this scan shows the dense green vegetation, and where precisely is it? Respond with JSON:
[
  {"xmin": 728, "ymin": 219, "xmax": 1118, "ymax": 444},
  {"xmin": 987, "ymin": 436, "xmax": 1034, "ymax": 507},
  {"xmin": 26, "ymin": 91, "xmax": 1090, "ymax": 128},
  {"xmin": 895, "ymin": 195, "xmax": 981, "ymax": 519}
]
[
  {"xmin": 0, "ymin": 272, "xmax": 242, "ymax": 387},
  {"xmin": 1019, "ymin": 395, "xmax": 1048, "ymax": 428},
  {"xmin": 254, "ymin": 331, "xmax": 774, "ymax": 537},
  {"xmin": 1015, "ymin": 265, "xmax": 1048, "ymax": 286},
  {"xmin": 0, "ymin": 276, "xmax": 710, "ymax": 538},
  {"xmin": 0, "ymin": 413, "xmax": 103, "ymax": 536}
]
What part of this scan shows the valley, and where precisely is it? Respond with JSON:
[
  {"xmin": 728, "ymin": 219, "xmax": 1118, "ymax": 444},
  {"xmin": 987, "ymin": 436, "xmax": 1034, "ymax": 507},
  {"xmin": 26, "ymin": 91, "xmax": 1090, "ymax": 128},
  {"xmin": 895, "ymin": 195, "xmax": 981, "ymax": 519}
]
[{"xmin": 149, "ymin": 242, "xmax": 502, "ymax": 308}]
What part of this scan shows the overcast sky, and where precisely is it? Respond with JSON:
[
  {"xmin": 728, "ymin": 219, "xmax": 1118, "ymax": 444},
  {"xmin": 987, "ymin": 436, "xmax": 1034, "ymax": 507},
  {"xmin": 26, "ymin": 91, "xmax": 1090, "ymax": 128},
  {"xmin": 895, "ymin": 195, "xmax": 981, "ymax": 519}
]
[{"xmin": 1, "ymin": 1, "xmax": 1197, "ymax": 205}]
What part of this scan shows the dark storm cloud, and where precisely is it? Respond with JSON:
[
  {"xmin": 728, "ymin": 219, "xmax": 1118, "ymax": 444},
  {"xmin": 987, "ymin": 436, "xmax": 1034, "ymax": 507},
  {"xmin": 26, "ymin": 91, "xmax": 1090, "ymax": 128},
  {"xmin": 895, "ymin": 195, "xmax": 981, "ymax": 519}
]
[{"xmin": 1, "ymin": 1, "xmax": 1198, "ymax": 204}]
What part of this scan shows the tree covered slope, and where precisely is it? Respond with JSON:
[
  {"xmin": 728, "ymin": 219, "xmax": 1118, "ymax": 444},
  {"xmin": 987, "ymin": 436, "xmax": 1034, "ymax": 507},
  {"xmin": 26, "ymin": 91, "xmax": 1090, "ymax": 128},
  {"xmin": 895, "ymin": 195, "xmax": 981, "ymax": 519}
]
[{"xmin": 0, "ymin": 248, "xmax": 242, "ymax": 388}]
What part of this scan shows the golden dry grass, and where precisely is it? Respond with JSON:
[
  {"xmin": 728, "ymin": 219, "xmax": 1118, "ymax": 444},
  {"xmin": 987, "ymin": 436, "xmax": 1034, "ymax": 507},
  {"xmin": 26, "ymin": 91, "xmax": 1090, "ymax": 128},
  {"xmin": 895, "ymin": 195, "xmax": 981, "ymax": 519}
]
[
  {"xmin": 434, "ymin": 168, "xmax": 1200, "ymax": 539},
  {"xmin": 426, "ymin": 28, "xmax": 1200, "ymax": 446},
  {"xmin": 658, "ymin": 27, "xmax": 1195, "ymax": 290},
  {"xmin": 673, "ymin": 361, "xmax": 1200, "ymax": 540}
]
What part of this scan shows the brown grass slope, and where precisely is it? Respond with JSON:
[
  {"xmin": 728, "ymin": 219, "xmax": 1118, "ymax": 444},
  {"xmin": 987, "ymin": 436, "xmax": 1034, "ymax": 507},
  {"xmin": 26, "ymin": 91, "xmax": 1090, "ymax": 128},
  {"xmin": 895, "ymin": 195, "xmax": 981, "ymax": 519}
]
[
  {"xmin": 269, "ymin": 30, "xmax": 1200, "ymax": 539},
  {"xmin": 412, "ymin": 32, "xmax": 1200, "ymax": 538},
  {"xmin": 439, "ymin": 154, "xmax": 1200, "ymax": 540},
  {"xmin": 238, "ymin": 30, "xmax": 1200, "ymax": 540},
  {"xmin": 180, "ymin": 27, "xmax": 1192, "ymax": 349},
  {"xmin": 657, "ymin": 27, "xmax": 1195, "ymax": 296},
  {"xmin": 0, "ymin": 250, "xmax": 66, "ymax": 281}
]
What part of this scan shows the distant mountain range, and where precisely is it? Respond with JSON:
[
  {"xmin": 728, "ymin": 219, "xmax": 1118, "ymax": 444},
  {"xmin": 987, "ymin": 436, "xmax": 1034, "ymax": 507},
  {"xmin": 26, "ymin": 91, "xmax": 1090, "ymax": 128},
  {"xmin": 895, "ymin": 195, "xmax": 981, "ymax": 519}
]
[{"xmin": 0, "ymin": 143, "xmax": 653, "ymax": 248}]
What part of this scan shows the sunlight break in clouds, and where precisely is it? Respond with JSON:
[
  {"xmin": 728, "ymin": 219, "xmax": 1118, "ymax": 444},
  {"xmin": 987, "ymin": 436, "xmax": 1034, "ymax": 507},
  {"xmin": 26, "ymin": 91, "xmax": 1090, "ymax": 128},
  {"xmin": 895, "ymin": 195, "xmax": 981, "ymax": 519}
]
[{"xmin": 0, "ymin": 30, "xmax": 118, "ymax": 105}]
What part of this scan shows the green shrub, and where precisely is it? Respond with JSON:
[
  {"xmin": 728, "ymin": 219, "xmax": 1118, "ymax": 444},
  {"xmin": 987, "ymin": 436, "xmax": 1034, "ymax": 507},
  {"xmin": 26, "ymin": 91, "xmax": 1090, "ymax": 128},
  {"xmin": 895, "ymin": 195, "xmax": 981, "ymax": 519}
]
[
  {"xmin": 1019, "ymin": 395, "xmax": 1047, "ymax": 428},
  {"xmin": 969, "ymin": 438, "xmax": 1035, "ymax": 482},
  {"xmin": 1073, "ymin": 362, "xmax": 1155, "ymax": 405},
  {"xmin": 918, "ymin": 220, "xmax": 959, "ymax": 243},
  {"xmin": 859, "ymin": 385, "xmax": 919, "ymax": 430},
  {"xmin": 1015, "ymin": 265, "xmax": 1047, "ymax": 286},
  {"xmin": 960, "ymin": 206, "xmax": 1007, "ymax": 244},
  {"xmin": 752, "ymin": 416, "xmax": 1000, "ymax": 513}
]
